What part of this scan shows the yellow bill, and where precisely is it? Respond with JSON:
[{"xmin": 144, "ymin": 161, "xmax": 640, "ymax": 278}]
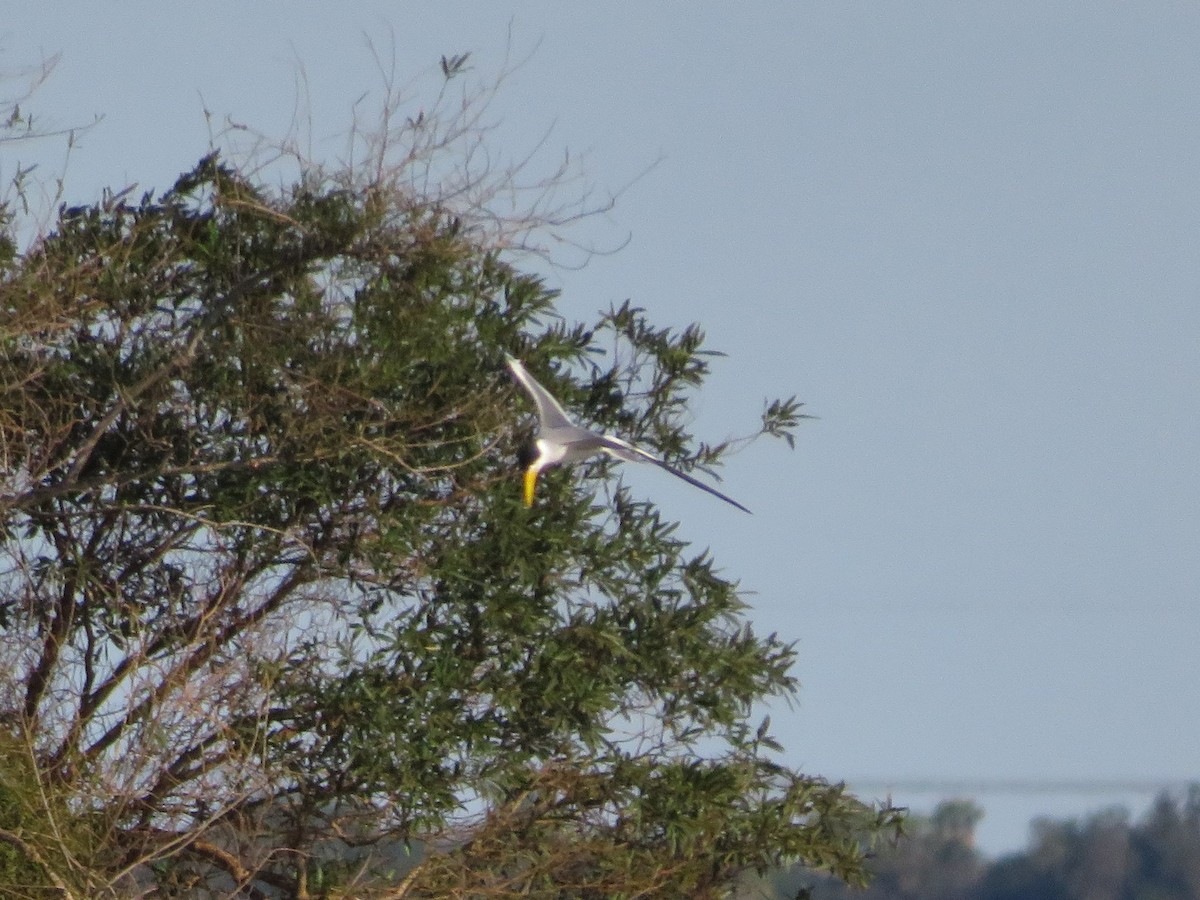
[{"xmin": 523, "ymin": 468, "xmax": 539, "ymax": 507}]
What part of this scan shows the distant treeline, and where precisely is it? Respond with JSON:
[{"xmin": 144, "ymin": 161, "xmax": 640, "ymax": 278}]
[{"xmin": 755, "ymin": 785, "xmax": 1200, "ymax": 900}]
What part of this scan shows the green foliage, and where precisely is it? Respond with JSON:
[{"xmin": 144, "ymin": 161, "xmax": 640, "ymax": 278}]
[
  {"xmin": 0, "ymin": 730, "xmax": 102, "ymax": 899},
  {"xmin": 0, "ymin": 750, "xmax": 55, "ymax": 899},
  {"xmin": 0, "ymin": 148, "xmax": 901, "ymax": 896}
]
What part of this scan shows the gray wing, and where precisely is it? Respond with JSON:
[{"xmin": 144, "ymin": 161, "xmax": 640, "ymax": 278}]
[
  {"xmin": 506, "ymin": 356, "xmax": 576, "ymax": 431},
  {"xmin": 596, "ymin": 434, "xmax": 753, "ymax": 514}
]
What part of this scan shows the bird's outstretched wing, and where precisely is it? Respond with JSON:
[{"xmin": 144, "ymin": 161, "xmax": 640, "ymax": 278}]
[
  {"xmin": 506, "ymin": 356, "xmax": 576, "ymax": 431},
  {"xmin": 506, "ymin": 355, "xmax": 751, "ymax": 513},
  {"xmin": 597, "ymin": 434, "xmax": 753, "ymax": 514}
]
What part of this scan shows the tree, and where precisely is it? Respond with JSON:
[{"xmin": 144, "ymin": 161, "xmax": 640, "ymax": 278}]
[
  {"xmin": 0, "ymin": 66, "xmax": 901, "ymax": 897},
  {"xmin": 774, "ymin": 799, "xmax": 983, "ymax": 900},
  {"xmin": 3, "ymin": 53, "xmax": 101, "ymax": 243},
  {"xmin": 770, "ymin": 787, "xmax": 1200, "ymax": 900}
]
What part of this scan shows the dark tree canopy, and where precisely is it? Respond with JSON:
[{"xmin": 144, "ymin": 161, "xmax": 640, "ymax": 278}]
[
  {"xmin": 775, "ymin": 789, "xmax": 1200, "ymax": 900},
  {"xmin": 0, "ymin": 117, "xmax": 900, "ymax": 896}
]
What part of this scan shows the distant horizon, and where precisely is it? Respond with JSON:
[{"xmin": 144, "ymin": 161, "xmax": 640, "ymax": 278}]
[
  {"xmin": 847, "ymin": 777, "xmax": 1195, "ymax": 796},
  {"xmin": 867, "ymin": 782, "xmax": 1197, "ymax": 858}
]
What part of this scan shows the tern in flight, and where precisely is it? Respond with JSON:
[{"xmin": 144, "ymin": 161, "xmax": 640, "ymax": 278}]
[{"xmin": 506, "ymin": 355, "xmax": 751, "ymax": 513}]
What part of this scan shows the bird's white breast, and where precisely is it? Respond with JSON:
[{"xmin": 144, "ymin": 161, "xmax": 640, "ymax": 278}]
[{"xmin": 535, "ymin": 437, "xmax": 570, "ymax": 468}]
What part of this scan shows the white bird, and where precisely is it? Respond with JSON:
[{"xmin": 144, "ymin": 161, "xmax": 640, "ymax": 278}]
[{"xmin": 506, "ymin": 355, "xmax": 751, "ymax": 513}]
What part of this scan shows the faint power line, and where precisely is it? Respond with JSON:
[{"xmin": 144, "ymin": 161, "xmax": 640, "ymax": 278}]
[{"xmin": 845, "ymin": 778, "xmax": 1196, "ymax": 796}]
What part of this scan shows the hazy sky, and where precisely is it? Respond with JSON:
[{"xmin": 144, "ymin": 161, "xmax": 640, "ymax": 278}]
[{"xmin": 5, "ymin": 4, "xmax": 1198, "ymax": 855}]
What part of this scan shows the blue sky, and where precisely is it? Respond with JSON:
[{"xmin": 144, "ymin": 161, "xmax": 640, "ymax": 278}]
[{"xmin": 5, "ymin": 4, "xmax": 1198, "ymax": 856}]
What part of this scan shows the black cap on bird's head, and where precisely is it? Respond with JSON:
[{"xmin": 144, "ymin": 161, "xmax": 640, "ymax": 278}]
[
  {"xmin": 516, "ymin": 440, "xmax": 539, "ymax": 472},
  {"xmin": 515, "ymin": 438, "xmax": 546, "ymax": 507}
]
